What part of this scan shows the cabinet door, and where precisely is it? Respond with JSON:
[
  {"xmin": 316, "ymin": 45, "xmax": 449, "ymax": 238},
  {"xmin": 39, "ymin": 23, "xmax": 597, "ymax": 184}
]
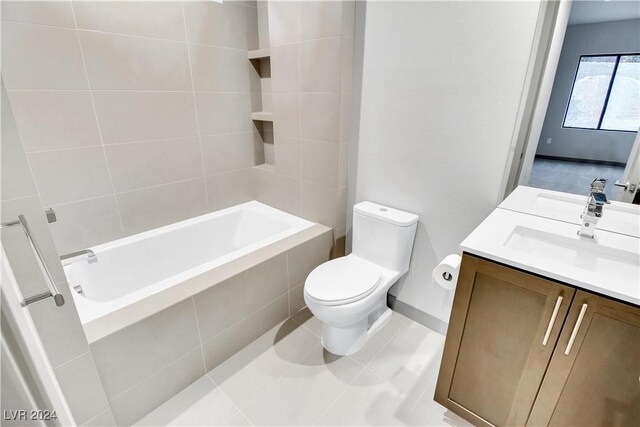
[
  {"xmin": 527, "ymin": 291, "xmax": 640, "ymax": 426},
  {"xmin": 435, "ymin": 254, "xmax": 575, "ymax": 427}
]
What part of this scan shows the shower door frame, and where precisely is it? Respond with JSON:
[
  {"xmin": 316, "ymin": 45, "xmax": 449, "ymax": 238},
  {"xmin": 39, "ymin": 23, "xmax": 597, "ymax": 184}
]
[{"xmin": 1, "ymin": 249, "xmax": 75, "ymax": 426}]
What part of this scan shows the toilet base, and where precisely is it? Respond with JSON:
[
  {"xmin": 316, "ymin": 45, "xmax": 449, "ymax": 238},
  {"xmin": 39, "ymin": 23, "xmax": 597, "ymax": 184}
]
[{"xmin": 321, "ymin": 307, "xmax": 392, "ymax": 356}]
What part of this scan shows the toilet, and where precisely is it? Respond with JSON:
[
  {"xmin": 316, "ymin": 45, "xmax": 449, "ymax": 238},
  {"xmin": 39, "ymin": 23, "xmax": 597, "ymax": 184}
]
[{"xmin": 304, "ymin": 201, "xmax": 419, "ymax": 356}]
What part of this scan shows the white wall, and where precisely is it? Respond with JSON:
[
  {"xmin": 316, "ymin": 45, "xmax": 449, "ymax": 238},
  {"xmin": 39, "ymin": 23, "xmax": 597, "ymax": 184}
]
[
  {"xmin": 535, "ymin": 19, "xmax": 639, "ymax": 164},
  {"xmin": 349, "ymin": 1, "xmax": 541, "ymax": 323}
]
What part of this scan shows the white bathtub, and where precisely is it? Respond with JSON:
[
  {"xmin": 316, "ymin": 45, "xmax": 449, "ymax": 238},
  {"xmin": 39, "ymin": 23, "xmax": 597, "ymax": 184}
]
[{"xmin": 65, "ymin": 201, "xmax": 315, "ymax": 338}]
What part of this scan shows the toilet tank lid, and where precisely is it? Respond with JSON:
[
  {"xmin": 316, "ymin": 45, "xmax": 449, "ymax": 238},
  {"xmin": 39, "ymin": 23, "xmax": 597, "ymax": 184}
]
[{"xmin": 354, "ymin": 201, "xmax": 419, "ymax": 227}]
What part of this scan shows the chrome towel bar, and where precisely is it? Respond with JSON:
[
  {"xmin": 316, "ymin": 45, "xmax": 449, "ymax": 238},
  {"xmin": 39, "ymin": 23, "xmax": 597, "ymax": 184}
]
[{"xmin": 1, "ymin": 215, "xmax": 65, "ymax": 307}]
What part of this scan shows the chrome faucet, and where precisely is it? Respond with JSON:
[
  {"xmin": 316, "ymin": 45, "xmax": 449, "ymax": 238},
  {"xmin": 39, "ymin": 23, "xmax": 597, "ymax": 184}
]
[
  {"xmin": 60, "ymin": 249, "xmax": 97, "ymax": 266},
  {"xmin": 578, "ymin": 178, "xmax": 610, "ymax": 238}
]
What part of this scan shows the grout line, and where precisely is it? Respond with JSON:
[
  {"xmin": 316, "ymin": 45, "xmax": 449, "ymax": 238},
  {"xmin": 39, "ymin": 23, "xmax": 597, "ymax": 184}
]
[
  {"xmin": 46, "ymin": 193, "xmax": 118, "ymax": 209},
  {"xmin": 234, "ymin": 337, "xmax": 322, "ymax": 413},
  {"xmin": 360, "ymin": 322, "xmax": 407, "ymax": 369},
  {"xmin": 79, "ymin": 407, "xmax": 112, "ymax": 427},
  {"xmin": 285, "ymin": 255, "xmax": 292, "ymax": 315},
  {"xmin": 106, "ymin": 344, "xmax": 202, "ymax": 403},
  {"xmin": 181, "ymin": 0, "xmax": 209, "ymax": 207},
  {"xmin": 189, "ymin": 297, "xmax": 209, "ymax": 375},
  {"xmin": 414, "ymin": 370, "xmax": 443, "ymax": 408},
  {"xmin": 3, "ymin": 99, "xmax": 58, "ymax": 230},
  {"xmin": 22, "ymin": 130, "xmax": 261, "ymax": 154},
  {"xmin": 109, "ymin": 176, "xmax": 202, "ymax": 196},
  {"xmin": 76, "ymin": 27, "xmax": 188, "ymax": 46},
  {"xmin": 1, "ymin": 19, "xmax": 251, "ymax": 51},
  {"xmin": 0, "ymin": 19, "xmax": 75, "ymax": 31},
  {"xmin": 69, "ymin": 2, "xmax": 126, "ymax": 237},
  {"xmin": 43, "ymin": 177, "xmax": 203, "ymax": 209},
  {"xmin": 198, "ymin": 290, "xmax": 289, "ymax": 349},
  {"xmin": 52, "ymin": 348, "xmax": 114, "ymax": 426},
  {"xmin": 312, "ymin": 363, "xmax": 367, "ymax": 425},
  {"xmin": 0, "ymin": 194, "xmax": 36, "ymax": 204},
  {"xmin": 205, "ymin": 374, "xmax": 253, "ymax": 426},
  {"xmin": 6, "ymin": 89, "xmax": 265, "ymax": 94},
  {"xmin": 25, "ymin": 144, "xmax": 105, "ymax": 155},
  {"xmin": 269, "ymin": 34, "xmax": 346, "ymax": 49},
  {"xmin": 1, "ymin": 19, "xmax": 350, "ymax": 52},
  {"xmin": 291, "ymin": 313, "xmax": 322, "ymax": 338},
  {"xmin": 297, "ymin": 35, "xmax": 303, "ymax": 214},
  {"xmin": 42, "ymin": 167, "xmax": 253, "ymax": 211},
  {"xmin": 235, "ymin": 411, "xmax": 255, "ymax": 427},
  {"xmin": 336, "ymin": 35, "xmax": 345, "ymax": 201},
  {"xmin": 51, "ymin": 350, "xmax": 90, "ymax": 370}
]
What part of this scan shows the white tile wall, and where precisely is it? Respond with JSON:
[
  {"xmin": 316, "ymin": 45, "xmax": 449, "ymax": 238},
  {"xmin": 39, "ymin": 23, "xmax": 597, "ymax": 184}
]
[
  {"xmin": 7, "ymin": 91, "xmax": 101, "ymax": 151},
  {"xmin": 105, "ymin": 138, "xmax": 203, "ymax": 192},
  {"xmin": 1, "ymin": 21, "xmax": 88, "ymax": 89},
  {"xmin": 79, "ymin": 31, "xmax": 192, "ymax": 91},
  {"xmin": 27, "ymin": 147, "xmax": 113, "ymax": 205},
  {"xmin": 299, "ymin": 37, "xmax": 342, "ymax": 92},
  {"xmin": 92, "ymin": 91, "xmax": 199, "ymax": 144},
  {"xmin": 1, "ymin": 0, "xmax": 75, "ymax": 28},
  {"xmin": 116, "ymin": 178, "xmax": 208, "ymax": 235},
  {"xmin": 194, "ymin": 92, "xmax": 255, "ymax": 135},
  {"xmin": 2, "ymin": 0, "xmax": 262, "ymax": 251},
  {"xmin": 73, "ymin": 1, "xmax": 187, "ymax": 41}
]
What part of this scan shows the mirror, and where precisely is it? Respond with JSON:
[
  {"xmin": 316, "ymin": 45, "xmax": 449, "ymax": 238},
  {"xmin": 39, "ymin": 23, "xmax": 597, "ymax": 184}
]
[{"xmin": 522, "ymin": 0, "xmax": 639, "ymax": 203}]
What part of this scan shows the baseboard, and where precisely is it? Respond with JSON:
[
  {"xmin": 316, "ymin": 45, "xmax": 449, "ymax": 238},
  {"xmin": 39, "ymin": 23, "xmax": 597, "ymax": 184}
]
[
  {"xmin": 534, "ymin": 155, "xmax": 626, "ymax": 168},
  {"xmin": 387, "ymin": 294, "xmax": 448, "ymax": 335}
]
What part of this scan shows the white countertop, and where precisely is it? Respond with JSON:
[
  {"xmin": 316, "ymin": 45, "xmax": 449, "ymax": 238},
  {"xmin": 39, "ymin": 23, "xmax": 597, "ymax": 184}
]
[
  {"xmin": 461, "ymin": 208, "xmax": 640, "ymax": 305},
  {"xmin": 500, "ymin": 186, "xmax": 640, "ymax": 238}
]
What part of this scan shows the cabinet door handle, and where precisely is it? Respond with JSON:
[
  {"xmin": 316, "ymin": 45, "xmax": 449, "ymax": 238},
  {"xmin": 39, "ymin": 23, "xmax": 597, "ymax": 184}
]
[
  {"xmin": 565, "ymin": 303, "xmax": 588, "ymax": 355},
  {"xmin": 542, "ymin": 296, "xmax": 563, "ymax": 346}
]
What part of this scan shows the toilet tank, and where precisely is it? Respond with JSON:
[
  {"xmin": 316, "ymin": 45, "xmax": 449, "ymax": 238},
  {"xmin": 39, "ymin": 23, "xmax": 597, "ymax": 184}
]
[{"xmin": 352, "ymin": 202, "xmax": 419, "ymax": 274}]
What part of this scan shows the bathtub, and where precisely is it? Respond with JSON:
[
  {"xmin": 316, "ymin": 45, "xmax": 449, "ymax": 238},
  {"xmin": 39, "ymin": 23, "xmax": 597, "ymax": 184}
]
[{"xmin": 65, "ymin": 201, "xmax": 321, "ymax": 342}]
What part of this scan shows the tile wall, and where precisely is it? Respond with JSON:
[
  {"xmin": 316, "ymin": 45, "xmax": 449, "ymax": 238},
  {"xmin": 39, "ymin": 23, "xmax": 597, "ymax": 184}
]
[
  {"xmin": 253, "ymin": 1, "xmax": 355, "ymax": 245},
  {"xmin": 1, "ymin": 2, "xmax": 354, "ymax": 425},
  {"xmin": 2, "ymin": 0, "xmax": 355, "ymax": 256},
  {"xmin": 1, "ymin": 0, "xmax": 263, "ymax": 255}
]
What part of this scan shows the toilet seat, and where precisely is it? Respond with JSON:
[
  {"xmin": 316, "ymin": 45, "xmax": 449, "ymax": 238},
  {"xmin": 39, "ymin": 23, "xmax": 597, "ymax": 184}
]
[{"xmin": 305, "ymin": 256, "xmax": 381, "ymax": 306}]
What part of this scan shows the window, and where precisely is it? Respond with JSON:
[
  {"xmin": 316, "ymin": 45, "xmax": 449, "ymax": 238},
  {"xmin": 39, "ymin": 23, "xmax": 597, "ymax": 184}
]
[{"xmin": 563, "ymin": 54, "xmax": 640, "ymax": 132}]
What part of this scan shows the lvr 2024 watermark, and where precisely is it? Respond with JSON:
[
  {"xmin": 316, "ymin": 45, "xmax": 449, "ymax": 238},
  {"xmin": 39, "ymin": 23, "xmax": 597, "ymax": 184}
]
[{"xmin": 3, "ymin": 410, "xmax": 58, "ymax": 421}]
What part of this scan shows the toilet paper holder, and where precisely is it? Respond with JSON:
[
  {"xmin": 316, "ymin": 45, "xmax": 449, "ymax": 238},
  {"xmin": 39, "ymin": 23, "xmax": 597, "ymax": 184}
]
[{"xmin": 442, "ymin": 272, "xmax": 453, "ymax": 281}]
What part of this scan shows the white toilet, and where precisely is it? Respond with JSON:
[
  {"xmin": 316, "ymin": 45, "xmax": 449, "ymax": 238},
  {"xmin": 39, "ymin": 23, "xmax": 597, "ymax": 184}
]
[{"xmin": 304, "ymin": 201, "xmax": 419, "ymax": 356}]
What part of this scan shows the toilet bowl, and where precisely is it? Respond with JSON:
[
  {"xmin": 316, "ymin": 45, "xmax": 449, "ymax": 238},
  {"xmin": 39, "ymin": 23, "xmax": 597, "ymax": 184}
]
[{"xmin": 304, "ymin": 201, "xmax": 418, "ymax": 355}]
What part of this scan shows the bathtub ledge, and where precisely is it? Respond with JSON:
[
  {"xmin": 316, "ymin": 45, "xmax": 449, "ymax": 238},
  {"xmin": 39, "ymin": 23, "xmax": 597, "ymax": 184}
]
[{"xmin": 82, "ymin": 224, "xmax": 332, "ymax": 343}]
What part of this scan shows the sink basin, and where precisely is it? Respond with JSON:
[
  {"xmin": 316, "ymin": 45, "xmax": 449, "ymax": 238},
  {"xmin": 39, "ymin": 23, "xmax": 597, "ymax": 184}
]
[
  {"xmin": 500, "ymin": 186, "xmax": 640, "ymax": 238},
  {"xmin": 461, "ymin": 209, "xmax": 640, "ymax": 304},
  {"xmin": 505, "ymin": 226, "xmax": 639, "ymax": 291}
]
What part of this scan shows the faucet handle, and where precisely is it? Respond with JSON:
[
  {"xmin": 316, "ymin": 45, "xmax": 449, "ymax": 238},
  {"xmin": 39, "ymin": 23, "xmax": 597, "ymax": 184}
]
[
  {"xmin": 588, "ymin": 178, "xmax": 610, "ymax": 206},
  {"xmin": 590, "ymin": 178, "xmax": 607, "ymax": 193}
]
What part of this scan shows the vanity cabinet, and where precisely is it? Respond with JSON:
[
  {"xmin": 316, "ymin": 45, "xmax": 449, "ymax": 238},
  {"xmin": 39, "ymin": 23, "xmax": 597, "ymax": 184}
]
[
  {"xmin": 527, "ymin": 290, "xmax": 640, "ymax": 426},
  {"xmin": 434, "ymin": 254, "xmax": 575, "ymax": 426},
  {"xmin": 434, "ymin": 254, "xmax": 640, "ymax": 427}
]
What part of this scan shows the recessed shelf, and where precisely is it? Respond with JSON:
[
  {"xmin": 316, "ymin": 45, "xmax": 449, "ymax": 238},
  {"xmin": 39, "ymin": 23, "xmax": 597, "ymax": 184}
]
[
  {"xmin": 253, "ymin": 163, "xmax": 276, "ymax": 173},
  {"xmin": 248, "ymin": 48, "xmax": 270, "ymax": 60},
  {"xmin": 251, "ymin": 111, "xmax": 273, "ymax": 121}
]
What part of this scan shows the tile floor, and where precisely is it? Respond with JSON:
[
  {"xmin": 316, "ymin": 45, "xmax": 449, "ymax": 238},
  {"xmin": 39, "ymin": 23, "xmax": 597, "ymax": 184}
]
[
  {"xmin": 135, "ymin": 309, "xmax": 470, "ymax": 427},
  {"xmin": 529, "ymin": 158, "xmax": 625, "ymax": 196}
]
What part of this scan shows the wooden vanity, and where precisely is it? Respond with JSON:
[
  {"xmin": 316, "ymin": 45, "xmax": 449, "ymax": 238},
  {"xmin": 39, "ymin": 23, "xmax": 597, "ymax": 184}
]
[{"xmin": 434, "ymin": 254, "xmax": 640, "ymax": 427}]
